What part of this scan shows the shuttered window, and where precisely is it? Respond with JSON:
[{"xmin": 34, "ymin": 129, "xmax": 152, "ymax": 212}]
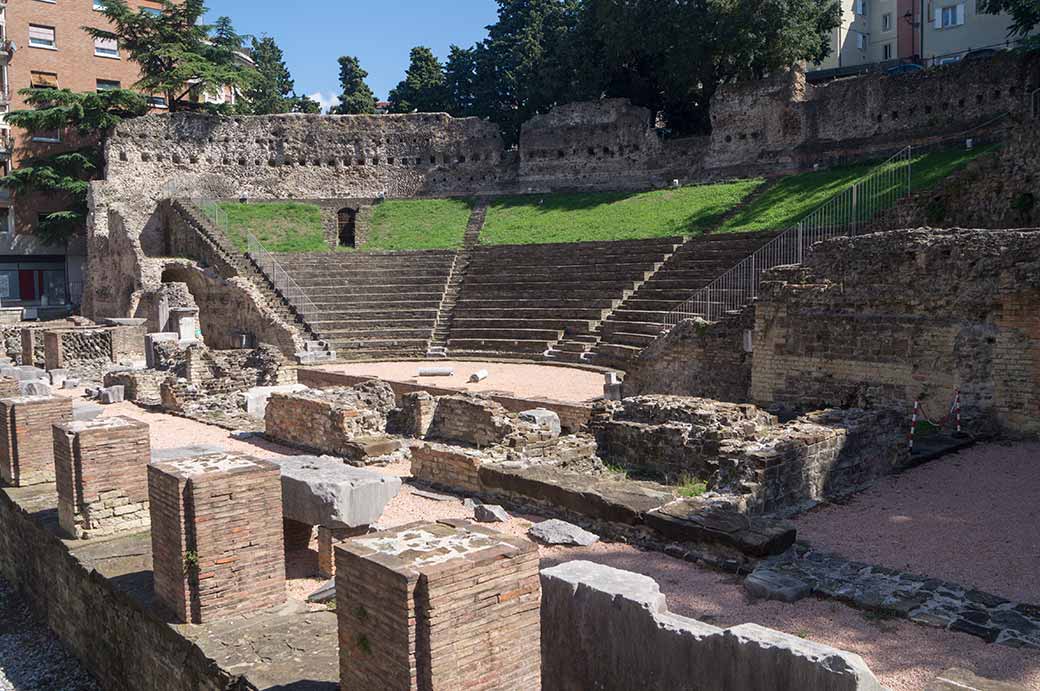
[
  {"xmin": 30, "ymin": 71, "xmax": 59, "ymax": 89},
  {"xmin": 94, "ymin": 36, "xmax": 119, "ymax": 58},
  {"xmin": 28, "ymin": 25, "xmax": 56, "ymax": 49}
]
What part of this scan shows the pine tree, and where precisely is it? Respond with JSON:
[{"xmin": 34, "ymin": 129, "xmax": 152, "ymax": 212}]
[
  {"xmin": 388, "ymin": 47, "xmax": 447, "ymax": 114},
  {"xmin": 247, "ymin": 36, "xmax": 295, "ymax": 114},
  {"xmin": 332, "ymin": 56, "xmax": 377, "ymax": 115}
]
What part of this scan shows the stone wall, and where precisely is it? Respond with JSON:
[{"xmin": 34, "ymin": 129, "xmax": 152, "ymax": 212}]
[
  {"xmin": 264, "ymin": 381, "xmax": 396, "ymax": 455},
  {"xmin": 426, "ymin": 394, "xmax": 549, "ymax": 448},
  {"xmin": 541, "ymin": 560, "xmax": 884, "ymax": 691},
  {"xmin": 750, "ymin": 228, "xmax": 1040, "ymax": 437},
  {"xmin": 623, "ymin": 308, "xmax": 754, "ymax": 401}
]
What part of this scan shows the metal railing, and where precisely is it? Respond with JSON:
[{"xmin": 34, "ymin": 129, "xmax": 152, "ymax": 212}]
[
  {"xmin": 664, "ymin": 146, "xmax": 913, "ymax": 327},
  {"xmin": 192, "ymin": 198, "xmax": 322, "ymax": 326}
]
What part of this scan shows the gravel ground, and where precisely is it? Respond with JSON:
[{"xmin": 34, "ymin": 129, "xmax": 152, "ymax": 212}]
[
  {"xmin": 0, "ymin": 577, "xmax": 99, "ymax": 691},
  {"xmin": 794, "ymin": 442, "xmax": 1040, "ymax": 604},
  {"xmin": 51, "ymin": 395, "xmax": 1040, "ymax": 690},
  {"xmin": 318, "ymin": 360, "xmax": 605, "ymax": 403}
]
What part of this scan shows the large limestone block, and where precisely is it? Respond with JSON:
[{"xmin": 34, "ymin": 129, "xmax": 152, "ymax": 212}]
[
  {"xmin": 244, "ymin": 383, "xmax": 307, "ymax": 419},
  {"xmin": 273, "ymin": 455, "xmax": 402, "ymax": 528}
]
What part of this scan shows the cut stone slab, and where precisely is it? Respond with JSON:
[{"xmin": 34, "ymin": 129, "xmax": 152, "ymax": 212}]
[
  {"xmin": 100, "ymin": 385, "xmax": 125, "ymax": 404},
  {"xmin": 244, "ymin": 384, "xmax": 308, "ymax": 419},
  {"xmin": 150, "ymin": 444, "xmax": 228, "ymax": 463},
  {"xmin": 271, "ymin": 455, "xmax": 402, "ymax": 528},
  {"xmin": 48, "ymin": 369, "xmax": 68, "ymax": 388},
  {"xmin": 418, "ymin": 367, "xmax": 454, "ymax": 377},
  {"xmin": 20, "ymin": 380, "xmax": 51, "ymax": 396},
  {"xmin": 519, "ymin": 408, "xmax": 562, "ymax": 437},
  {"xmin": 412, "ymin": 488, "xmax": 456, "ymax": 502},
  {"xmin": 463, "ymin": 497, "xmax": 483, "ymax": 510},
  {"xmin": 744, "ymin": 567, "xmax": 812, "ymax": 603},
  {"xmin": 529, "ymin": 519, "xmax": 599, "ymax": 546},
  {"xmin": 341, "ymin": 435, "xmax": 403, "ymax": 464},
  {"xmin": 925, "ymin": 668, "xmax": 1028, "ymax": 691},
  {"xmin": 144, "ymin": 332, "xmax": 179, "ymax": 369},
  {"xmin": 474, "ymin": 504, "xmax": 510, "ymax": 523},
  {"xmin": 13, "ymin": 366, "xmax": 47, "ymax": 382},
  {"xmin": 72, "ymin": 401, "xmax": 104, "ymax": 422},
  {"xmin": 645, "ymin": 498, "xmax": 796, "ymax": 557},
  {"xmin": 63, "ymin": 378, "xmax": 81, "ymax": 390},
  {"xmin": 306, "ymin": 578, "xmax": 337, "ymax": 604}
]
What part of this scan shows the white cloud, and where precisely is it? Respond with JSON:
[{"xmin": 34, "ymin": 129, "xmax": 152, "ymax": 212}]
[{"xmin": 307, "ymin": 91, "xmax": 338, "ymax": 114}]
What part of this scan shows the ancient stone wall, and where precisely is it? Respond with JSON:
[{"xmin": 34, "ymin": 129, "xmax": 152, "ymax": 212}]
[
  {"xmin": 264, "ymin": 381, "xmax": 396, "ymax": 455},
  {"xmin": 623, "ymin": 308, "xmax": 754, "ymax": 401},
  {"xmin": 541, "ymin": 560, "xmax": 884, "ymax": 691},
  {"xmin": 750, "ymin": 228, "xmax": 1040, "ymax": 437},
  {"xmin": 159, "ymin": 344, "xmax": 296, "ymax": 412},
  {"xmin": 426, "ymin": 394, "xmax": 545, "ymax": 448}
]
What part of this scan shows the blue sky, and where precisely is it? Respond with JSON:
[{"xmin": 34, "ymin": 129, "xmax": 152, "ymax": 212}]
[{"xmin": 204, "ymin": 1, "xmax": 500, "ymax": 109}]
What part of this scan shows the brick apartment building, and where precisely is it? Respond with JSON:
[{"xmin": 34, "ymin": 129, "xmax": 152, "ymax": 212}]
[
  {"xmin": 813, "ymin": 0, "xmax": 1025, "ymax": 73},
  {"xmin": 0, "ymin": 0, "xmax": 170, "ymax": 317}
]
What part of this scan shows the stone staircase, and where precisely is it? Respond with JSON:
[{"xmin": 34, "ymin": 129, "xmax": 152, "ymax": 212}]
[
  {"xmin": 427, "ymin": 199, "xmax": 489, "ymax": 358},
  {"xmin": 592, "ymin": 230, "xmax": 781, "ymax": 367},
  {"xmin": 445, "ymin": 237, "xmax": 682, "ymax": 359},
  {"xmin": 271, "ymin": 250, "xmax": 457, "ymax": 360},
  {"xmin": 171, "ymin": 200, "xmax": 335, "ymax": 363}
]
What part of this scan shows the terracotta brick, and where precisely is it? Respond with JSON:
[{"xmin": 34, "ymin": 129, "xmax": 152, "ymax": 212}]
[{"xmin": 0, "ymin": 395, "xmax": 73, "ymax": 486}]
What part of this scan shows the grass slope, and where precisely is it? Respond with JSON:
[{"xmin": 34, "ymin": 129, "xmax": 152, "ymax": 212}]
[
  {"xmin": 717, "ymin": 145, "xmax": 996, "ymax": 233},
  {"xmin": 363, "ymin": 198, "xmax": 474, "ymax": 251},
  {"xmin": 214, "ymin": 201, "xmax": 326, "ymax": 253},
  {"xmin": 480, "ymin": 181, "xmax": 763, "ymax": 246}
]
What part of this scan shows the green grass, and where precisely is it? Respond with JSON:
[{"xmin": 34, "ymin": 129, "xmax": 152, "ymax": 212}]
[
  {"xmin": 717, "ymin": 145, "xmax": 997, "ymax": 233},
  {"xmin": 480, "ymin": 180, "xmax": 764, "ymax": 245},
  {"xmin": 363, "ymin": 198, "xmax": 474, "ymax": 251},
  {"xmin": 676, "ymin": 476, "xmax": 708, "ymax": 498},
  {"xmin": 214, "ymin": 201, "xmax": 326, "ymax": 253}
]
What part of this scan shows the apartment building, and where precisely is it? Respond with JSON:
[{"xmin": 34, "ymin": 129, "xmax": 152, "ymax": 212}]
[
  {"xmin": 814, "ymin": 0, "xmax": 1024, "ymax": 72},
  {"xmin": 0, "ymin": 0, "xmax": 167, "ymax": 316}
]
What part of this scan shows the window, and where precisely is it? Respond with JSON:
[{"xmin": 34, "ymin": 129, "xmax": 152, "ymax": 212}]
[
  {"xmin": 882, "ymin": 13, "xmax": 892, "ymax": 31},
  {"xmin": 148, "ymin": 95, "xmax": 168, "ymax": 109},
  {"xmin": 29, "ymin": 71, "xmax": 59, "ymax": 89},
  {"xmin": 140, "ymin": 6, "xmax": 162, "ymax": 15},
  {"xmin": 0, "ymin": 208, "xmax": 10, "ymax": 235},
  {"xmin": 856, "ymin": 33, "xmax": 866, "ymax": 50},
  {"xmin": 96, "ymin": 79, "xmax": 121, "ymax": 92},
  {"xmin": 94, "ymin": 36, "xmax": 119, "ymax": 58},
  {"xmin": 93, "ymin": 0, "xmax": 105, "ymax": 8},
  {"xmin": 855, "ymin": 0, "xmax": 867, "ymax": 15},
  {"xmin": 883, "ymin": 43, "xmax": 893, "ymax": 60},
  {"xmin": 28, "ymin": 25, "xmax": 56, "ymax": 49},
  {"xmin": 936, "ymin": 4, "xmax": 966, "ymax": 28}
]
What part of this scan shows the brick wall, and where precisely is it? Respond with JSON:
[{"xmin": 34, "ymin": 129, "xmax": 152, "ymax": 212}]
[
  {"xmin": 426, "ymin": 395, "xmax": 540, "ymax": 448},
  {"xmin": 148, "ymin": 452, "xmax": 285, "ymax": 624},
  {"xmin": 335, "ymin": 520, "xmax": 541, "ymax": 691},
  {"xmin": 750, "ymin": 228, "xmax": 1040, "ymax": 436},
  {"xmin": 264, "ymin": 381, "xmax": 396, "ymax": 455},
  {"xmin": 624, "ymin": 307, "xmax": 754, "ymax": 401},
  {"xmin": 0, "ymin": 395, "xmax": 73, "ymax": 486},
  {"xmin": 54, "ymin": 416, "xmax": 151, "ymax": 539},
  {"xmin": 409, "ymin": 444, "xmax": 487, "ymax": 495}
]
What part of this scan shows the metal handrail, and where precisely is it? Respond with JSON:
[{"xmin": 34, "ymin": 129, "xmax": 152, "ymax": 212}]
[
  {"xmin": 663, "ymin": 145, "xmax": 914, "ymax": 328},
  {"xmin": 191, "ymin": 198, "xmax": 322, "ymax": 327}
]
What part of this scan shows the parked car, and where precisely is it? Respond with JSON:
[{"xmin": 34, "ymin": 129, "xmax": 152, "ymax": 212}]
[
  {"xmin": 963, "ymin": 48, "xmax": 999, "ymax": 62},
  {"xmin": 886, "ymin": 63, "xmax": 924, "ymax": 76}
]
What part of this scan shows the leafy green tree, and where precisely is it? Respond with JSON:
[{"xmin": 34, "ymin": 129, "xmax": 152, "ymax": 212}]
[
  {"xmin": 444, "ymin": 45, "xmax": 478, "ymax": 117},
  {"xmin": 332, "ymin": 56, "xmax": 377, "ymax": 115},
  {"xmin": 288, "ymin": 93, "xmax": 323, "ymax": 114},
  {"xmin": 978, "ymin": 0, "xmax": 1040, "ymax": 37},
  {"xmin": 88, "ymin": 0, "xmax": 256, "ymax": 112},
  {"xmin": 1, "ymin": 89, "xmax": 149, "ymax": 245},
  {"xmin": 247, "ymin": 36, "xmax": 295, "ymax": 114},
  {"xmin": 388, "ymin": 47, "xmax": 448, "ymax": 113}
]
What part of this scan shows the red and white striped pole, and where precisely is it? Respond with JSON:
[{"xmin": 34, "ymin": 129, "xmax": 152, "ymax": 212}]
[{"xmin": 908, "ymin": 400, "xmax": 919, "ymax": 451}]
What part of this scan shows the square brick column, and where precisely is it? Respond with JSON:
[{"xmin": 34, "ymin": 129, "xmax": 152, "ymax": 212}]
[
  {"xmin": 0, "ymin": 395, "xmax": 73, "ymax": 486},
  {"xmin": 317, "ymin": 525, "xmax": 368, "ymax": 579},
  {"xmin": 336, "ymin": 519, "xmax": 541, "ymax": 691},
  {"xmin": 53, "ymin": 416, "xmax": 151, "ymax": 539},
  {"xmin": 148, "ymin": 452, "xmax": 286, "ymax": 624}
]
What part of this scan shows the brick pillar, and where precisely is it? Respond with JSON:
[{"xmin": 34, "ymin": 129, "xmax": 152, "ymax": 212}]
[
  {"xmin": 283, "ymin": 518, "xmax": 314, "ymax": 552},
  {"xmin": 53, "ymin": 416, "xmax": 151, "ymax": 539},
  {"xmin": 0, "ymin": 378, "xmax": 19, "ymax": 399},
  {"xmin": 317, "ymin": 525, "xmax": 369, "ymax": 579},
  {"xmin": 0, "ymin": 395, "xmax": 73, "ymax": 486},
  {"xmin": 335, "ymin": 519, "xmax": 541, "ymax": 691},
  {"xmin": 148, "ymin": 452, "xmax": 286, "ymax": 624}
]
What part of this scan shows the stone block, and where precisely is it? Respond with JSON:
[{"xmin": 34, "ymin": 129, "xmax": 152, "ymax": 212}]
[
  {"xmin": 63, "ymin": 378, "xmax": 81, "ymax": 390},
  {"xmin": 101, "ymin": 385, "xmax": 125, "ymax": 404},
  {"xmin": 72, "ymin": 401, "xmax": 104, "ymax": 422},
  {"xmin": 272, "ymin": 455, "xmax": 402, "ymax": 529},
  {"xmin": 529, "ymin": 519, "xmax": 599, "ymax": 546},
  {"xmin": 644, "ymin": 499, "xmax": 796, "ymax": 557},
  {"xmin": 19, "ymin": 381, "xmax": 51, "ymax": 396},
  {"xmin": 335, "ymin": 520, "xmax": 541, "ymax": 691},
  {"xmin": 144, "ymin": 332, "xmax": 179, "ymax": 369},
  {"xmin": 0, "ymin": 395, "xmax": 74, "ymax": 486},
  {"xmin": 519, "ymin": 408, "xmax": 562, "ymax": 437},
  {"xmin": 474, "ymin": 503, "xmax": 510, "ymax": 523},
  {"xmin": 54, "ymin": 416, "xmax": 151, "ymax": 539},
  {"xmin": 418, "ymin": 367, "xmax": 454, "ymax": 377},
  {"xmin": 48, "ymin": 369, "xmax": 68, "ymax": 388},
  {"xmin": 469, "ymin": 369, "xmax": 489, "ymax": 383},
  {"xmin": 148, "ymin": 452, "xmax": 286, "ymax": 624},
  {"xmin": 744, "ymin": 567, "xmax": 812, "ymax": 603},
  {"xmin": 244, "ymin": 383, "xmax": 307, "ymax": 419},
  {"xmin": 341, "ymin": 435, "xmax": 402, "ymax": 465}
]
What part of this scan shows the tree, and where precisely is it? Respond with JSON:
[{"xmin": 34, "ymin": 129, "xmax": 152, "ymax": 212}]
[
  {"xmin": 88, "ymin": 0, "xmax": 256, "ymax": 112},
  {"xmin": 247, "ymin": 36, "xmax": 295, "ymax": 114},
  {"xmin": 332, "ymin": 56, "xmax": 377, "ymax": 115},
  {"xmin": 388, "ymin": 47, "xmax": 448, "ymax": 113},
  {"xmin": 444, "ymin": 45, "xmax": 478, "ymax": 117},
  {"xmin": 0, "ymin": 89, "xmax": 149, "ymax": 245},
  {"xmin": 288, "ymin": 93, "xmax": 323, "ymax": 114},
  {"xmin": 978, "ymin": 0, "xmax": 1040, "ymax": 37}
]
